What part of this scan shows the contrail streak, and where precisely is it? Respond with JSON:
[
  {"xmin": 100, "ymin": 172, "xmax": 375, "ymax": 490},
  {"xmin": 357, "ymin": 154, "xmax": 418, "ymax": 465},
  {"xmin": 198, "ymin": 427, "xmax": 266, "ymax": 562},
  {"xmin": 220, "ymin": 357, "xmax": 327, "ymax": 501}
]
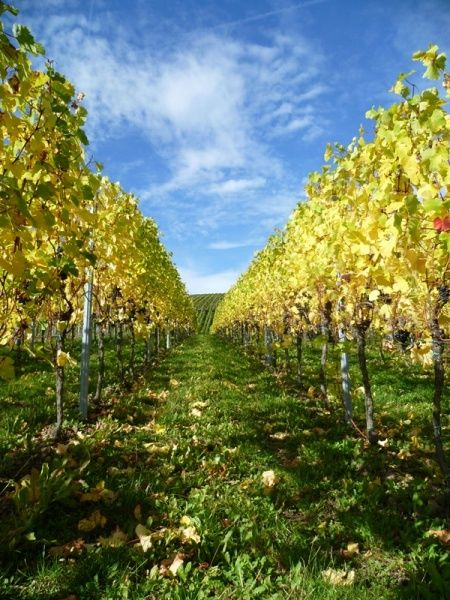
[
  {"xmin": 88, "ymin": 0, "xmax": 95, "ymax": 25},
  {"xmin": 212, "ymin": 0, "xmax": 328, "ymax": 30}
]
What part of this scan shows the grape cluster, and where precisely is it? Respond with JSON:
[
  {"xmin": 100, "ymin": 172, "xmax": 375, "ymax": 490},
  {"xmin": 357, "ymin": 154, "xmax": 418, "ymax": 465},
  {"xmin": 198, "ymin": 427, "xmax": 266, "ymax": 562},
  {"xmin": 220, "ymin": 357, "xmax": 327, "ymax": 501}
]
[{"xmin": 394, "ymin": 329, "xmax": 410, "ymax": 350}]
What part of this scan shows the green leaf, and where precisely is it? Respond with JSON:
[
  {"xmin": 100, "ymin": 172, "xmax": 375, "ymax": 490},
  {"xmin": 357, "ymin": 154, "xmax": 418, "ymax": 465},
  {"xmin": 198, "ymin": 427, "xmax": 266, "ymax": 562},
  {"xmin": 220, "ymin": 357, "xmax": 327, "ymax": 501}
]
[
  {"xmin": 394, "ymin": 213, "xmax": 403, "ymax": 232},
  {"xmin": 397, "ymin": 70, "xmax": 415, "ymax": 81},
  {"xmin": 365, "ymin": 107, "xmax": 379, "ymax": 120},
  {"xmin": 429, "ymin": 109, "xmax": 446, "ymax": 132},
  {"xmin": 0, "ymin": 3, "xmax": 19, "ymax": 16},
  {"xmin": 51, "ymin": 79, "xmax": 73, "ymax": 103},
  {"xmin": 0, "ymin": 356, "xmax": 15, "ymax": 380},
  {"xmin": 16, "ymin": 193, "xmax": 32, "ymax": 220},
  {"xmin": 43, "ymin": 209, "xmax": 56, "ymax": 227},
  {"xmin": 82, "ymin": 251, "xmax": 97, "ymax": 266},
  {"xmin": 61, "ymin": 207, "xmax": 70, "ymax": 224},
  {"xmin": 76, "ymin": 128, "xmax": 89, "ymax": 145},
  {"xmin": 391, "ymin": 79, "xmax": 410, "ymax": 98},
  {"xmin": 405, "ymin": 195, "xmax": 419, "ymax": 215},
  {"xmin": 54, "ymin": 152, "xmax": 70, "ymax": 171},
  {"xmin": 62, "ymin": 261, "xmax": 79, "ymax": 278},
  {"xmin": 412, "ymin": 44, "xmax": 446, "ymax": 79},
  {"xmin": 35, "ymin": 182, "xmax": 54, "ymax": 200},
  {"xmin": 422, "ymin": 197, "xmax": 442, "ymax": 213},
  {"xmin": 424, "ymin": 63, "xmax": 440, "ymax": 80},
  {"xmin": 82, "ymin": 185, "xmax": 94, "ymax": 200},
  {"xmin": 12, "ymin": 24, "xmax": 44, "ymax": 55}
]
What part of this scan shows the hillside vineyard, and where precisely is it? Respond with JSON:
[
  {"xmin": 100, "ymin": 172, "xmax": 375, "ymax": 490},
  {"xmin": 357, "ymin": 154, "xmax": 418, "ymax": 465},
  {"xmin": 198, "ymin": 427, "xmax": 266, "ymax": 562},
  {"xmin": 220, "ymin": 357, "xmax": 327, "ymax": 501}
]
[{"xmin": 0, "ymin": 5, "xmax": 449, "ymax": 599}]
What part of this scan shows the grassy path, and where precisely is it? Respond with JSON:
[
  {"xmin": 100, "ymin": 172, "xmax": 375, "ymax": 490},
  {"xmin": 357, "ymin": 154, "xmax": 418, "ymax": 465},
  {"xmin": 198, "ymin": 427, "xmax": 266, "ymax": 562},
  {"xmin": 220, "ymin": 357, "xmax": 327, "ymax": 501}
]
[{"xmin": 0, "ymin": 335, "xmax": 448, "ymax": 599}]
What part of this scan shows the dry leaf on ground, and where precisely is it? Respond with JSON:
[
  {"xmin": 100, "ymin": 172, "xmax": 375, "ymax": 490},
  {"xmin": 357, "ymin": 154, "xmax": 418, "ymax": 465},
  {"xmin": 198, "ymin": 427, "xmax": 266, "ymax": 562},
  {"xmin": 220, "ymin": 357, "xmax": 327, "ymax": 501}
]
[
  {"xmin": 78, "ymin": 510, "xmax": 107, "ymax": 532},
  {"xmin": 262, "ymin": 470, "xmax": 280, "ymax": 488},
  {"xmin": 427, "ymin": 529, "xmax": 450, "ymax": 546},
  {"xmin": 159, "ymin": 552, "xmax": 186, "ymax": 577},
  {"xmin": 98, "ymin": 527, "xmax": 128, "ymax": 547},
  {"xmin": 322, "ymin": 568, "xmax": 355, "ymax": 586}
]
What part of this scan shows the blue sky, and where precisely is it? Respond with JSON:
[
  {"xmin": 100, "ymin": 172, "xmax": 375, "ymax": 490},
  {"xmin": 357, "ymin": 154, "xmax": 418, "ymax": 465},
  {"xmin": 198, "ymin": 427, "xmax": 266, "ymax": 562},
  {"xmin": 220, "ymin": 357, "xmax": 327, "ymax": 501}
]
[{"xmin": 11, "ymin": 0, "xmax": 450, "ymax": 292}]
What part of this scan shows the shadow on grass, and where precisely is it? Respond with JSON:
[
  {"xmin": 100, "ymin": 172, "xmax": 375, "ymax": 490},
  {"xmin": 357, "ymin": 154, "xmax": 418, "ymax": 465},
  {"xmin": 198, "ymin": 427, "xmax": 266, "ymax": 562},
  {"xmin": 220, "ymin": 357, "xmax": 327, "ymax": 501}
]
[
  {"xmin": 188, "ymin": 335, "xmax": 450, "ymax": 598},
  {"xmin": 0, "ymin": 334, "xmax": 448, "ymax": 599}
]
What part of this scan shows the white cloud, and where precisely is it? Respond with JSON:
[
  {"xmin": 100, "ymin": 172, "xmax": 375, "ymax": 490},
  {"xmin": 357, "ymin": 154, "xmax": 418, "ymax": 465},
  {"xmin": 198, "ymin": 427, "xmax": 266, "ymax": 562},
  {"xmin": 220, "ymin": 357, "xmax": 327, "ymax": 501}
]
[
  {"xmin": 302, "ymin": 124, "xmax": 326, "ymax": 142},
  {"xmin": 293, "ymin": 84, "xmax": 328, "ymax": 103},
  {"xmin": 179, "ymin": 266, "xmax": 243, "ymax": 294},
  {"xmin": 208, "ymin": 239, "xmax": 261, "ymax": 250},
  {"xmin": 19, "ymin": 2, "xmax": 328, "ymax": 250},
  {"xmin": 35, "ymin": 0, "xmax": 82, "ymax": 6},
  {"xmin": 272, "ymin": 115, "xmax": 313, "ymax": 136},
  {"xmin": 26, "ymin": 12, "xmax": 327, "ymax": 193},
  {"xmin": 208, "ymin": 177, "xmax": 266, "ymax": 195},
  {"xmin": 392, "ymin": 1, "xmax": 450, "ymax": 58}
]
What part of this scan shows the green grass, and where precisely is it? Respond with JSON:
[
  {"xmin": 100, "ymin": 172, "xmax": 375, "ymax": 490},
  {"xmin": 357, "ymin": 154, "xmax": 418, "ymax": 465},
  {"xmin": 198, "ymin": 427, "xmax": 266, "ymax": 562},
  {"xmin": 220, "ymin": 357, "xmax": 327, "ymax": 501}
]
[{"xmin": 0, "ymin": 334, "xmax": 449, "ymax": 599}]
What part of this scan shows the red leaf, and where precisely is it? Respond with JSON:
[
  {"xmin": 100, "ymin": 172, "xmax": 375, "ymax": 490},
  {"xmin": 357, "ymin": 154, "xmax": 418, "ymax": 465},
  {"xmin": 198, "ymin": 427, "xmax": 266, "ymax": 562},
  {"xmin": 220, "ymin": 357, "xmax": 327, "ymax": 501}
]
[{"xmin": 433, "ymin": 216, "xmax": 450, "ymax": 233}]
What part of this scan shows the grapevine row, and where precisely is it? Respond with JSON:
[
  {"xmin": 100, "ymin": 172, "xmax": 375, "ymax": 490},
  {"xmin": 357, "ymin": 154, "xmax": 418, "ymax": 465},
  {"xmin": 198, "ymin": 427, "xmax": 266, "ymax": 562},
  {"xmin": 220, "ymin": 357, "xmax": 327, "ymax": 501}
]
[
  {"xmin": 0, "ymin": 4, "xmax": 195, "ymax": 431},
  {"xmin": 212, "ymin": 45, "xmax": 450, "ymax": 481}
]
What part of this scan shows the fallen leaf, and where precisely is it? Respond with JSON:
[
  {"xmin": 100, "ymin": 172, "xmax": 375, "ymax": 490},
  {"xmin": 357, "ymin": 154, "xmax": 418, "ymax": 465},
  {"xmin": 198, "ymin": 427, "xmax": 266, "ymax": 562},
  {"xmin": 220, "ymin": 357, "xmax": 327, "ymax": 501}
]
[
  {"xmin": 148, "ymin": 389, "xmax": 169, "ymax": 402},
  {"xmin": 191, "ymin": 401, "xmax": 208, "ymax": 409},
  {"xmin": 80, "ymin": 481, "xmax": 118, "ymax": 504},
  {"xmin": 78, "ymin": 510, "xmax": 107, "ymax": 532},
  {"xmin": 159, "ymin": 552, "xmax": 186, "ymax": 577},
  {"xmin": 180, "ymin": 525, "xmax": 200, "ymax": 544},
  {"xmin": 262, "ymin": 470, "xmax": 280, "ymax": 488},
  {"xmin": 144, "ymin": 443, "xmax": 171, "ymax": 455},
  {"xmin": 169, "ymin": 553, "xmax": 185, "ymax": 576},
  {"xmin": 190, "ymin": 408, "xmax": 202, "ymax": 418},
  {"xmin": 269, "ymin": 432, "xmax": 290, "ymax": 441},
  {"xmin": 397, "ymin": 448, "xmax": 411, "ymax": 460},
  {"xmin": 427, "ymin": 529, "xmax": 450, "ymax": 546},
  {"xmin": 340, "ymin": 542, "xmax": 359, "ymax": 558},
  {"xmin": 322, "ymin": 568, "xmax": 355, "ymax": 586},
  {"xmin": 98, "ymin": 527, "xmax": 128, "ymax": 547},
  {"xmin": 136, "ymin": 524, "xmax": 153, "ymax": 551}
]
